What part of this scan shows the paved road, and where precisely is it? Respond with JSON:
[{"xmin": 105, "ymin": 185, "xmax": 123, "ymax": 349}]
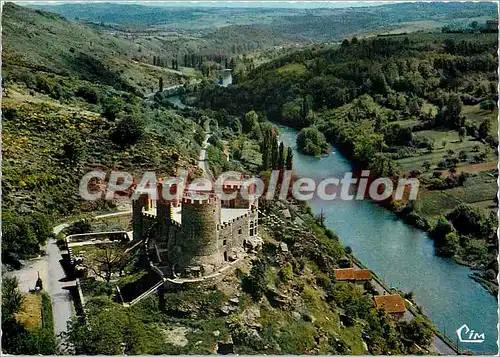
[
  {"xmin": 8, "ymin": 212, "xmax": 133, "ymax": 350},
  {"xmin": 8, "ymin": 222, "xmax": 73, "ymax": 349},
  {"xmin": 198, "ymin": 134, "xmax": 213, "ymax": 181}
]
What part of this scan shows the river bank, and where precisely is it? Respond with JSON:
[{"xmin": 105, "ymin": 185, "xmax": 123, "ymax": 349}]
[
  {"xmin": 284, "ymin": 118, "xmax": 498, "ymax": 297},
  {"xmin": 277, "ymin": 123, "xmax": 498, "ymax": 355}
]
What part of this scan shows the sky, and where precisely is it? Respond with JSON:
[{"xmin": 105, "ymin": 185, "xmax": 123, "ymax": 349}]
[{"xmin": 15, "ymin": 1, "xmax": 397, "ymax": 8}]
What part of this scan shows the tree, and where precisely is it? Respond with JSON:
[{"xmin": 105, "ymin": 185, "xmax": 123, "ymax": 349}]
[
  {"xmin": 81, "ymin": 245, "xmax": 127, "ymax": 282},
  {"xmin": 478, "ymin": 119, "xmax": 490, "ymax": 140},
  {"xmin": 296, "ymin": 127, "xmax": 328, "ymax": 156},
  {"xmin": 447, "ymin": 204, "xmax": 489, "ymax": 238},
  {"xmin": 458, "ymin": 126, "xmax": 466, "ymax": 142},
  {"xmin": 158, "ymin": 77, "xmax": 164, "ymax": 92},
  {"xmin": 401, "ymin": 316, "xmax": 434, "ymax": 347},
  {"xmin": 436, "ymin": 94, "xmax": 462, "ymax": 129},
  {"xmin": 369, "ymin": 153, "xmax": 399, "ymax": 177},
  {"xmin": 430, "ymin": 217, "xmax": 454, "ymax": 247},
  {"xmin": 285, "ymin": 147, "xmax": 293, "ymax": 170},
  {"xmin": 278, "ymin": 141, "xmax": 285, "ymax": 168},
  {"xmin": 60, "ymin": 130, "xmax": 86, "ymax": 164},
  {"xmin": 243, "ymin": 260, "xmax": 267, "ymax": 301},
  {"xmin": 271, "ymin": 135, "xmax": 279, "ymax": 169},
  {"xmin": 75, "ymin": 86, "xmax": 100, "ymax": 104},
  {"xmin": 281, "ymin": 97, "xmax": 315, "ymax": 128},
  {"xmin": 2, "ymin": 212, "xmax": 40, "ymax": 262},
  {"xmin": 111, "ymin": 114, "xmax": 145, "ymax": 147},
  {"xmin": 65, "ymin": 299, "xmax": 128, "ymax": 354},
  {"xmin": 101, "ymin": 96, "xmax": 123, "ymax": 121},
  {"xmin": 435, "ymin": 231, "xmax": 459, "ymax": 257},
  {"xmin": 242, "ymin": 110, "xmax": 258, "ymax": 133},
  {"xmin": 2, "ymin": 277, "xmax": 23, "ymax": 325}
]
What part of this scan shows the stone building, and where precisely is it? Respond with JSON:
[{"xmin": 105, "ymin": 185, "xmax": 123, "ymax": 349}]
[{"xmin": 132, "ymin": 180, "xmax": 259, "ymax": 278}]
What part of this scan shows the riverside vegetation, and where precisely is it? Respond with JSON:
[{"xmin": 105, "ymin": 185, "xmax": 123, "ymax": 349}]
[
  {"xmin": 195, "ymin": 30, "xmax": 499, "ymax": 294},
  {"xmin": 1, "ymin": 2, "xmax": 496, "ymax": 355}
]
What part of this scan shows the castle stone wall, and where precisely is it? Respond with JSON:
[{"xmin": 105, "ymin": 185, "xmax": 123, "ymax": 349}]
[{"xmin": 168, "ymin": 197, "xmax": 221, "ymax": 275}]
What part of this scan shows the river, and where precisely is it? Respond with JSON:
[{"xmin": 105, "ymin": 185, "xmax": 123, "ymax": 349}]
[{"xmin": 277, "ymin": 124, "xmax": 498, "ymax": 355}]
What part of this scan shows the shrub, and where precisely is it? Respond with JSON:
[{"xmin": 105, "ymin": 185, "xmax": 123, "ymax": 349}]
[
  {"xmin": 68, "ymin": 219, "xmax": 92, "ymax": 235},
  {"xmin": 101, "ymin": 96, "xmax": 124, "ymax": 121},
  {"xmin": 242, "ymin": 260, "xmax": 267, "ymax": 301},
  {"xmin": 296, "ymin": 127, "xmax": 328, "ymax": 156},
  {"xmin": 75, "ymin": 86, "xmax": 100, "ymax": 104},
  {"xmin": 111, "ymin": 114, "xmax": 145, "ymax": 146}
]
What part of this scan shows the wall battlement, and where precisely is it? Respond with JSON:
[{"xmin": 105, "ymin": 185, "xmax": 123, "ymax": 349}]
[
  {"xmin": 219, "ymin": 212, "xmax": 252, "ymax": 229},
  {"xmin": 170, "ymin": 220, "xmax": 182, "ymax": 229},
  {"xmin": 142, "ymin": 212, "xmax": 156, "ymax": 220},
  {"xmin": 134, "ymin": 188, "xmax": 259, "ymax": 279},
  {"xmin": 181, "ymin": 196, "xmax": 218, "ymax": 205}
]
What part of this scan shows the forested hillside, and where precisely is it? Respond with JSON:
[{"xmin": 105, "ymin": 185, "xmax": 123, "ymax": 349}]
[
  {"xmin": 2, "ymin": 3, "xmax": 190, "ymax": 95},
  {"xmin": 2, "ymin": 2, "xmax": 204, "ymax": 267},
  {"xmin": 196, "ymin": 31, "xmax": 499, "ymax": 293},
  {"xmin": 30, "ymin": 2, "xmax": 497, "ymax": 56}
]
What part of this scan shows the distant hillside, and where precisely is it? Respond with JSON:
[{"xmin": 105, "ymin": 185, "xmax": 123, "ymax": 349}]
[
  {"xmin": 2, "ymin": 2, "xmax": 188, "ymax": 94},
  {"xmin": 30, "ymin": 2, "xmax": 497, "ymax": 44}
]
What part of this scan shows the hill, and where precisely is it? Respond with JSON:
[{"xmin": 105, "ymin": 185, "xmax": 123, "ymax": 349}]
[
  {"xmin": 2, "ymin": 3, "xmax": 206, "ymax": 266},
  {"xmin": 2, "ymin": 2, "xmax": 190, "ymax": 95},
  {"xmin": 30, "ymin": 2, "xmax": 497, "ymax": 44}
]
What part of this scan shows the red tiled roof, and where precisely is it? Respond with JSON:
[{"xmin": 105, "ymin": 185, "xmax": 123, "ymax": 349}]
[
  {"xmin": 374, "ymin": 295, "xmax": 406, "ymax": 314},
  {"xmin": 334, "ymin": 268, "xmax": 371, "ymax": 281},
  {"xmin": 353, "ymin": 269, "xmax": 371, "ymax": 280}
]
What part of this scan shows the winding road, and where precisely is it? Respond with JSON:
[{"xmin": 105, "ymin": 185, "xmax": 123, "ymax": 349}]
[{"xmin": 8, "ymin": 212, "xmax": 132, "ymax": 350}]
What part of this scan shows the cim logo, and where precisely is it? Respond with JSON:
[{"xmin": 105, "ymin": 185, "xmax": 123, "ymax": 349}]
[{"xmin": 456, "ymin": 324, "xmax": 485, "ymax": 343}]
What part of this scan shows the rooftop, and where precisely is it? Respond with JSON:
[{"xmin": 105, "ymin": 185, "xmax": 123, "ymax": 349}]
[
  {"xmin": 333, "ymin": 268, "xmax": 371, "ymax": 281},
  {"xmin": 149, "ymin": 206, "xmax": 249, "ymax": 225},
  {"xmin": 374, "ymin": 295, "xmax": 406, "ymax": 314}
]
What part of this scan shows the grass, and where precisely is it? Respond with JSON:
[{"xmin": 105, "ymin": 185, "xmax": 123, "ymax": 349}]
[
  {"xmin": 276, "ymin": 63, "xmax": 307, "ymax": 76},
  {"xmin": 15, "ymin": 293, "xmax": 42, "ymax": 331},
  {"xmin": 414, "ymin": 188, "xmax": 463, "ymax": 218},
  {"xmin": 41, "ymin": 292, "xmax": 54, "ymax": 333},
  {"xmin": 397, "ymin": 129, "xmax": 495, "ymax": 172},
  {"xmin": 90, "ymin": 214, "xmax": 132, "ymax": 232},
  {"xmin": 462, "ymin": 104, "xmax": 498, "ymax": 136},
  {"xmin": 414, "ymin": 172, "xmax": 496, "ymax": 219}
]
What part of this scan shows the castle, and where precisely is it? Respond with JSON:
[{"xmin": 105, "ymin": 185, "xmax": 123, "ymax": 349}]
[{"xmin": 132, "ymin": 180, "xmax": 259, "ymax": 278}]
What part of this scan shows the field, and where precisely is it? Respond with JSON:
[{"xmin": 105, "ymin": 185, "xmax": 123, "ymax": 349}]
[
  {"xmin": 415, "ymin": 173, "xmax": 496, "ymax": 219},
  {"xmin": 462, "ymin": 104, "xmax": 498, "ymax": 136},
  {"xmin": 394, "ymin": 102, "xmax": 497, "ymax": 221},
  {"xmin": 397, "ymin": 129, "xmax": 495, "ymax": 173},
  {"xmin": 15, "ymin": 293, "xmax": 43, "ymax": 331}
]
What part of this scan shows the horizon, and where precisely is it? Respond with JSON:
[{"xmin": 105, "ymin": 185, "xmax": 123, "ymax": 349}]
[{"xmin": 15, "ymin": 1, "xmax": 398, "ymax": 9}]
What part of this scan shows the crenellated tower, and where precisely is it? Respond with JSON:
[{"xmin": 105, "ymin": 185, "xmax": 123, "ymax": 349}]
[{"xmin": 168, "ymin": 193, "xmax": 221, "ymax": 276}]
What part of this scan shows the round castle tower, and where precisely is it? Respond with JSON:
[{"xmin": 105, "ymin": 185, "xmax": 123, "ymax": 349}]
[{"xmin": 168, "ymin": 193, "xmax": 222, "ymax": 276}]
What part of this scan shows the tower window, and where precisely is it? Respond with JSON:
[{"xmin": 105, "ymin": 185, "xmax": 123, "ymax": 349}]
[
  {"xmin": 224, "ymin": 251, "xmax": 228, "ymax": 261},
  {"xmin": 223, "ymin": 240, "xmax": 227, "ymax": 246},
  {"xmin": 238, "ymin": 228, "xmax": 242, "ymax": 234}
]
